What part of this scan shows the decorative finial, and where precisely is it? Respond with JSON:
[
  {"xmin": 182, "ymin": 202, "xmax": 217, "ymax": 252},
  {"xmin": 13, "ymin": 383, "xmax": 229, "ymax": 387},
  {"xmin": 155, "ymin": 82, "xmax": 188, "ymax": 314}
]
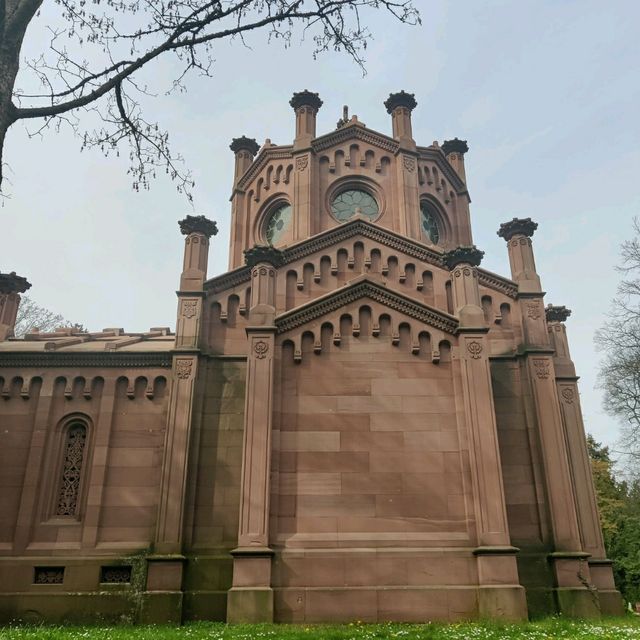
[
  {"xmin": 289, "ymin": 90, "xmax": 323, "ymax": 112},
  {"xmin": 178, "ymin": 215, "xmax": 218, "ymax": 238},
  {"xmin": 384, "ymin": 91, "xmax": 417, "ymax": 114},
  {"xmin": 244, "ymin": 245, "xmax": 285, "ymax": 268},
  {"xmin": 336, "ymin": 105, "xmax": 349, "ymax": 129},
  {"xmin": 230, "ymin": 136, "xmax": 260, "ymax": 156},
  {"xmin": 0, "ymin": 272, "xmax": 32, "ymax": 294},
  {"xmin": 497, "ymin": 218, "xmax": 538, "ymax": 241},
  {"xmin": 442, "ymin": 138, "xmax": 469, "ymax": 156},
  {"xmin": 442, "ymin": 246, "xmax": 485, "ymax": 270},
  {"xmin": 545, "ymin": 305, "xmax": 572, "ymax": 323}
]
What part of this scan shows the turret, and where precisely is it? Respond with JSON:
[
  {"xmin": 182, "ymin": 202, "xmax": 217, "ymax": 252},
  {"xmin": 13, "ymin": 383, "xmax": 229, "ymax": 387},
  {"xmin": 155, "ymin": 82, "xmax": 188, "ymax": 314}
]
[
  {"xmin": 0, "ymin": 271, "xmax": 31, "ymax": 340},
  {"xmin": 384, "ymin": 90, "xmax": 417, "ymax": 149},
  {"xmin": 442, "ymin": 138, "xmax": 469, "ymax": 183},
  {"xmin": 230, "ymin": 136, "xmax": 260, "ymax": 187},
  {"xmin": 290, "ymin": 90, "xmax": 323, "ymax": 149},
  {"xmin": 497, "ymin": 218, "xmax": 541, "ymax": 294},
  {"xmin": 442, "ymin": 246, "xmax": 486, "ymax": 328}
]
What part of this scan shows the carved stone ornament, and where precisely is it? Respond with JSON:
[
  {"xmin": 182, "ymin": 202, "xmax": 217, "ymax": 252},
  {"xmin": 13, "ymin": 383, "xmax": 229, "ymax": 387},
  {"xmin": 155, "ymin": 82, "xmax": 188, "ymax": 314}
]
[
  {"xmin": 561, "ymin": 388, "xmax": 575, "ymax": 404},
  {"xmin": 0, "ymin": 271, "xmax": 32, "ymax": 294},
  {"xmin": 296, "ymin": 156, "xmax": 309, "ymax": 171},
  {"xmin": 442, "ymin": 246, "xmax": 485, "ymax": 270},
  {"xmin": 384, "ymin": 90, "xmax": 417, "ymax": 114},
  {"xmin": 403, "ymin": 156, "xmax": 416, "ymax": 172},
  {"xmin": 229, "ymin": 136, "xmax": 260, "ymax": 156},
  {"xmin": 244, "ymin": 245, "xmax": 284, "ymax": 268},
  {"xmin": 497, "ymin": 217, "xmax": 538, "ymax": 241},
  {"xmin": 181, "ymin": 299, "xmax": 198, "ymax": 319},
  {"xmin": 175, "ymin": 358, "xmax": 193, "ymax": 380},
  {"xmin": 533, "ymin": 359, "xmax": 550, "ymax": 379},
  {"xmin": 545, "ymin": 304, "xmax": 572, "ymax": 323},
  {"xmin": 55, "ymin": 424, "xmax": 87, "ymax": 516},
  {"xmin": 253, "ymin": 340, "xmax": 269, "ymax": 359},
  {"xmin": 441, "ymin": 138, "xmax": 469, "ymax": 156},
  {"xmin": 289, "ymin": 89, "xmax": 323, "ymax": 112},
  {"xmin": 526, "ymin": 301, "xmax": 542, "ymax": 320},
  {"xmin": 178, "ymin": 215, "xmax": 218, "ymax": 238},
  {"xmin": 467, "ymin": 340, "xmax": 483, "ymax": 359}
]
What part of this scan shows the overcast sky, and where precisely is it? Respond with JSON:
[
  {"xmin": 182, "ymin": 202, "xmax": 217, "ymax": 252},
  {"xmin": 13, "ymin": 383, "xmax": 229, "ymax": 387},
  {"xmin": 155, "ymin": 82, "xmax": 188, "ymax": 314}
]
[{"xmin": 2, "ymin": 0, "xmax": 639, "ymax": 450}]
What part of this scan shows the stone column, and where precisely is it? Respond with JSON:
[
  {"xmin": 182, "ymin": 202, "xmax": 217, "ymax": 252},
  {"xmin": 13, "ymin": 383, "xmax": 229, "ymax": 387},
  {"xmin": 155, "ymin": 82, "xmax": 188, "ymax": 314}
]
[
  {"xmin": 444, "ymin": 246, "xmax": 527, "ymax": 620},
  {"xmin": 227, "ymin": 245, "xmax": 283, "ymax": 623},
  {"xmin": 498, "ymin": 219, "xmax": 599, "ymax": 618},
  {"xmin": 229, "ymin": 136, "xmax": 260, "ymax": 269},
  {"xmin": 147, "ymin": 216, "xmax": 217, "ymax": 623},
  {"xmin": 547, "ymin": 305, "xmax": 623, "ymax": 615},
  {"xmin": 290, "ymin": 90, "xmax": 322, "ymax": 239},
  {"xmin": 385, "ymin": 91, "xmax": 418, "ymax": 238},
  {"xmin": 0, "ymin": 271, "xmax": 31, "ymax": 341}
]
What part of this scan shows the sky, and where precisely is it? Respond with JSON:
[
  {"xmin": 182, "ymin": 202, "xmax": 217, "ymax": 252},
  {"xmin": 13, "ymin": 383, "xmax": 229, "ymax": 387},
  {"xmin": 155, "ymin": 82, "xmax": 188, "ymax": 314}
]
[{"xmin": 2, "ymin": 0, "xmax": 640, "ymax": 450}]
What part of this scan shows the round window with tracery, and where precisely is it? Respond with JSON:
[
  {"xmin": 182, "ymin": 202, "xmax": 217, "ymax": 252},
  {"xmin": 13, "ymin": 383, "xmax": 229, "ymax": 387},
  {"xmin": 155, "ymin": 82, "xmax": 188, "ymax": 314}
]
[
  {"xmin": 331, "ymin": 189, "xmax": 379, "ymax": 222},
  {"xmin": 265, "ymin": 204, "xmax": 293, "ymax": 246},
  {"xmin": 420, "ymin": 201, "xmax": 440, "ymax": 245}
]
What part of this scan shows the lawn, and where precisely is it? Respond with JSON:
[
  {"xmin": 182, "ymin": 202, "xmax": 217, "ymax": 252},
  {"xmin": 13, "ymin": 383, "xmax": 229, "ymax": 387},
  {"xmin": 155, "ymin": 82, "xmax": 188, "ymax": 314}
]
[{"xmin": 1, "ymin": 619, "xmax": 640, "ymax": 640}]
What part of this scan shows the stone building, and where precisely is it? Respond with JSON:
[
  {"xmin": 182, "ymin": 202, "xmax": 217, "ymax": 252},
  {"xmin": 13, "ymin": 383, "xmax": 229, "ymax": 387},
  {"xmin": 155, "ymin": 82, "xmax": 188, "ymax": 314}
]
[{"xmin": 0, "ymin": 91, "xmax": 622, "ymax": 624}]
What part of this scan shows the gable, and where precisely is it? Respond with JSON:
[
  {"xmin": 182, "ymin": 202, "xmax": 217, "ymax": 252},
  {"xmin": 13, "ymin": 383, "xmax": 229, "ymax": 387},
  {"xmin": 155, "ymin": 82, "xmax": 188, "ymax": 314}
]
[
  {"xmin": 205, "ymin": 219, "xmax": 517, "ymax": 300},
  {"xmin": 276, "ymin": 277, "xmax": 458, "ymax": 336}
]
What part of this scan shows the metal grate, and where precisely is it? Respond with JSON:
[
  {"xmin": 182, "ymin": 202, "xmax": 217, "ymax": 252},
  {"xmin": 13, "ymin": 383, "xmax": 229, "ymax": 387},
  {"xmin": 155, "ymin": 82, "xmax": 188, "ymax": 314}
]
[
  {"xmin": 100, "ymin": 565, "xmax": 132, "ymax": 584},
  {"xmin": 33, "ymin": 566, "xmax": 64, "ymax": 584}
]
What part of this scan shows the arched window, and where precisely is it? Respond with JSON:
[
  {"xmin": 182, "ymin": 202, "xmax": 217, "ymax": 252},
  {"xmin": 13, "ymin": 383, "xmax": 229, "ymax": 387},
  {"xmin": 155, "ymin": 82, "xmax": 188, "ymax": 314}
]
[
  {"xmin": 55, "ymin": 422, "xmax": 87, "ymax": 517},
  {"xmin": 419, "ymin": 201, "xmax": 440, "ymax": 245}
]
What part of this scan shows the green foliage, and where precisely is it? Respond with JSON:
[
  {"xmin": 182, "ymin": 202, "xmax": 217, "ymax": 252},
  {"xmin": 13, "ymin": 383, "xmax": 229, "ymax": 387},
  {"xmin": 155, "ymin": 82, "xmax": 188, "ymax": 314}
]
[
  {"xmin": 588, "ymin": 435, "xmax": 640, "ymax": 604},
  {"xmin": 1, "ymin": 619, "xmax": 640, "ymax": 640}
]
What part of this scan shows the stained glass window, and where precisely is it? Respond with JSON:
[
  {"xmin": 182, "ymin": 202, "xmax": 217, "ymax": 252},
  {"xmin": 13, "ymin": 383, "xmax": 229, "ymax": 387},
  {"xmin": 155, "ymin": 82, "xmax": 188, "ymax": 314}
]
[
  {"xmin": 331, "ymin": 189, "xmax": 379, "ymax": 222},
  {"xmin": 55, "ymin": 423, "xmax": 87, "ymax": 516},
  {"xmin": 420, "ymin": 202, "xmax": 440, "ymax": 245},
  {"xmin": 265, "ymin": 204, "xmax": 293, "ymax": 245}
]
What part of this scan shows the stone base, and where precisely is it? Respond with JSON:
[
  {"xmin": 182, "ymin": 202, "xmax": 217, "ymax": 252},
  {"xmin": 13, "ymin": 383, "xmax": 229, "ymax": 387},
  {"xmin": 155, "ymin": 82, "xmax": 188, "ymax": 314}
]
[
  {"xmin": 555, "ymin": 587, "xmax": 600, "ymax": 618},
  {"xmin": 226, "ymin": 587, "xmax": 274, "ymax": 623},
  {"xmin": 597, "ymin": 589, "xmax": 625, "ymax": 616},
  {"xmin": 138, "ymin": 591, "xmax": 183, "ymax": 624},
  {"xmin": 477, "ymin": 586, "xmax": 528, "ymax": 621}
]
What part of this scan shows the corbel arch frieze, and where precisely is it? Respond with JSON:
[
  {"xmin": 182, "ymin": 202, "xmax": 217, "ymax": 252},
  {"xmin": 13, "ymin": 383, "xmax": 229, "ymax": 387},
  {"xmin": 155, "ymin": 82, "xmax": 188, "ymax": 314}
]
[{"xmin": 275, "ymin": 278, "xmax": 458, "ymax": 337}]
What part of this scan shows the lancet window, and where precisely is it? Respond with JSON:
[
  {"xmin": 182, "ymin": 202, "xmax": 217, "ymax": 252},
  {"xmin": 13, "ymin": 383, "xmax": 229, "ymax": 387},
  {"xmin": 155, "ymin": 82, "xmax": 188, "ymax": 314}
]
[{"xmin": 55, "ymin": 423, "xmax": 88, "ymax": 517}]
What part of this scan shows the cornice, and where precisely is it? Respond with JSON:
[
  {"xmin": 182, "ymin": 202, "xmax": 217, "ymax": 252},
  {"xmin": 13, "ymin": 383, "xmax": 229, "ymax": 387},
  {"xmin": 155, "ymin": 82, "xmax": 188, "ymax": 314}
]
[
  {"xmin": 204, "ymin": 220, "xmax": 518, "ymax": 299},
  {"xmin": 236, "ymin": 145, "xmax": 294, "ymax": 191},
  {"xmin": 312, "ymin": 125, "xmax": 399, "ymax": 154},
  {"xmin": 0, "ymin": 351, "xmax": 173, "ymax": 368},
  {"xmin": 276, "ymin": 279, "xmax": 458, "ymax": 335}
]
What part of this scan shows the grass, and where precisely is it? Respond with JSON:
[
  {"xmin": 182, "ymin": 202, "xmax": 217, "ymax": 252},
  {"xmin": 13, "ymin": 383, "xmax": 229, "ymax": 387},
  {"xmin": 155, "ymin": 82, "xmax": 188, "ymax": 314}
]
[{"xmin": 1, "ymin": 618, "xmax": 640, "ymax": 640}]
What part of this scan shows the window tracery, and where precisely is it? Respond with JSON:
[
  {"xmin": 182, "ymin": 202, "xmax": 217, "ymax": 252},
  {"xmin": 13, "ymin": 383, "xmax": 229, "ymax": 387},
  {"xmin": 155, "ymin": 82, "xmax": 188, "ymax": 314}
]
[
  {"xmin": 420, "ymin": 201, "xmax": 440, "ymax": 245},
  {"xmin": 55, "ymin": 423, "xmax": 87, "ymax": 517}
]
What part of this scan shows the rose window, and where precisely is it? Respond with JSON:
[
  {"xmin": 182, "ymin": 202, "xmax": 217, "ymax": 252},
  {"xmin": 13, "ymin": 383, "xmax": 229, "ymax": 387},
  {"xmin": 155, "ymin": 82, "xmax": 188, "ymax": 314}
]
[
  {"xmin": 331, "ymin": 189, "xmax": 379, "ymax": 222},
  {"xmin": 265, "ymin": 204, "xmax": 293, "ymax": 246}
]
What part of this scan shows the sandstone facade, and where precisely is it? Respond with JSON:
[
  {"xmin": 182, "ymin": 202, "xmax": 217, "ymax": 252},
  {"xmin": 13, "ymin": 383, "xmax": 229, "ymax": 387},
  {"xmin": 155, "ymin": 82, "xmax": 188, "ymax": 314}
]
[{"xmin": 0, "ymin": 91, "xmax": 622, "ymax": 623}]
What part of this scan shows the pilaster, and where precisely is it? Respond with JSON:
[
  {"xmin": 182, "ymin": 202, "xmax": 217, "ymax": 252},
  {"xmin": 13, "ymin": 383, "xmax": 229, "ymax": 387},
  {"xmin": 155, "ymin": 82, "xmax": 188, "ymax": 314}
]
[
  {"xmin": 229, "ymin": 137, "xmax": 260, "ymax": 269},
  {"xmin": 154, "ymin": 216, "xmax": 216, "ymax": 560},
  {"xmin": 497, "ymin": 220, "xmax": 599, "ymax": 616},
  {"xmin": 444, "ymin": 246, "xmax": 527, "ymax": 620},
  {"xmin": 227, "ymin": 246, "xmax": 283, "ymax": 623},
  {"xmin": 547, "ymin": 305, "xmax": 623, "ymax": 614}
]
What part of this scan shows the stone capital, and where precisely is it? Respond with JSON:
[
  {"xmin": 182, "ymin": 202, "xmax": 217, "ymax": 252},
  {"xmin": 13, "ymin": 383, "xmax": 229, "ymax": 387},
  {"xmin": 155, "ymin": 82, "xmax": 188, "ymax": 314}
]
[
  {"xmin": 244, "ymin": 245, "xmax": 284, "ymax": 269},
  {"xmin": 546, "ymin": 304, "xmax": 572, "ymax": 323},
  {"xmin": 384, "ymin": 90, "xmax": 417, "ymax": 114},
  {"xmin": 442, "ymin": 138, "xmax": 469, "ymax": 156},
  {"xmin": 289, "ymin": 90, "xmax": 323, "ymax": 113},
  {"xmin": 178, "ymin": 215, "xmax": 218, "ymax": 238},
  {"xmin": 0, "ymin": 272, "xmax": 31, "ymax": 294},
  {"xmin": 497, "ymin": 217, "xmax": 538, "ymax": 241},
  {"xmin": 229, "ymin": 136, "xmax": 260, "ymax": 156},
  {"xmin": 442, "ymin": 246, "xmax": 484, "ymax": 270}
]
